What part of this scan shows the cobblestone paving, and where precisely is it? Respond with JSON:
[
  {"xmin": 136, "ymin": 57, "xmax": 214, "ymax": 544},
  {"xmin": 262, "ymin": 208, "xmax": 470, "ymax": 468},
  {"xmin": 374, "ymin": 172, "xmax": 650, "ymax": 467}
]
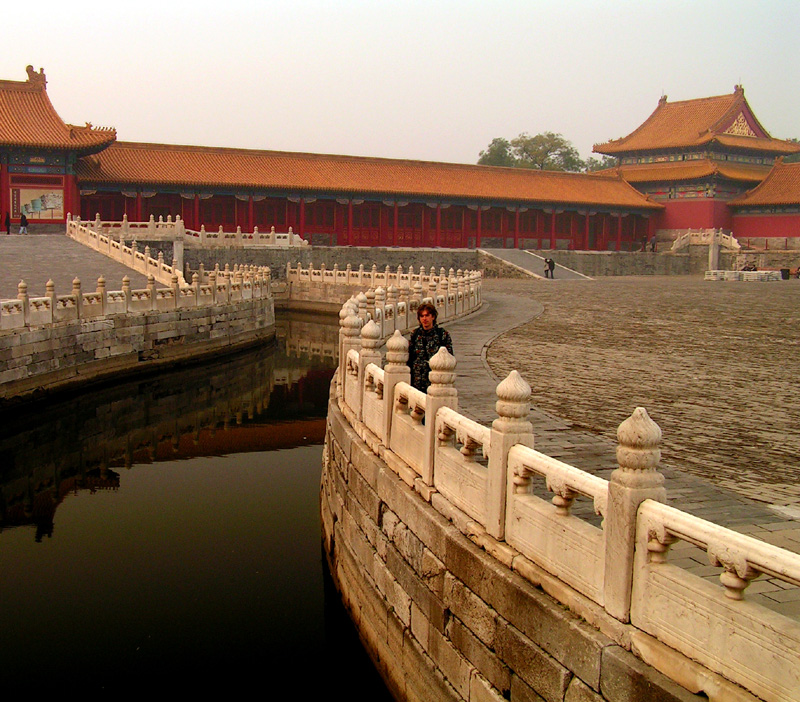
[
  {"xmin": 484, "ymin": 276, "xmax": 800, "ymax": 508},
  {"xmin": 448, "ymin": 278, "xmax": 800, "ymax": 616}
]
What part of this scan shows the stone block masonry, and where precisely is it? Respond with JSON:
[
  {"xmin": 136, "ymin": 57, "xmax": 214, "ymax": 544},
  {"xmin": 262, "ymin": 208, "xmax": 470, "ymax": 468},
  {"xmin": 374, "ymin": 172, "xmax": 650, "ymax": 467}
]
[
  {"xmin": 325, "ymin": 289, "xmax": 800, "ymax": 702},
  {"xmin": 0, "ymin": 297, "xmax": 275, "ymax": 403},
  {"xmin": 322, "ymin": 399, "xmax": 708, "ymax": 702}
]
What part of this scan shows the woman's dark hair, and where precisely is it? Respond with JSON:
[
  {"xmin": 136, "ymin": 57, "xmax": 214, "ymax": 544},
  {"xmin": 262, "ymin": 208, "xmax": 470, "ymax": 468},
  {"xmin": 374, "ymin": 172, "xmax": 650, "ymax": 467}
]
[{"xmin": 417, "ymin": 302, "xmax": 438, "ymax": 322}]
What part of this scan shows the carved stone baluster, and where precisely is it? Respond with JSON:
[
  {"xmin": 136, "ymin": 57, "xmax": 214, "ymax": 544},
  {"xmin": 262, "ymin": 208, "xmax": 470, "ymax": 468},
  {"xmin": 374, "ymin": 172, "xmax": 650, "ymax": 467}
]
[{"xmin": 604, "ymin": 407, "xmax": 665, "ymax": 622}]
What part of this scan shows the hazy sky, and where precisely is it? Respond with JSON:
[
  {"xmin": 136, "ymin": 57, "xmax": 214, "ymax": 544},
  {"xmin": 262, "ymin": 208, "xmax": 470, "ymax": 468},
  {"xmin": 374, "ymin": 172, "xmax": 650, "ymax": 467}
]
[{"xmin": 3, "ymin": 0, "xmax": 798, "ymax": 164}]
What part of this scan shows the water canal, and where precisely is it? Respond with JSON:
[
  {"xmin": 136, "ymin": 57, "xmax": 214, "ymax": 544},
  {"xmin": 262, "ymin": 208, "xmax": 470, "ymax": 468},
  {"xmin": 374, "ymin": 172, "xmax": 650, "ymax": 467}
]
[{"xmin": 0, "ymin": 313, "xmax": 392, "ymax": 697}]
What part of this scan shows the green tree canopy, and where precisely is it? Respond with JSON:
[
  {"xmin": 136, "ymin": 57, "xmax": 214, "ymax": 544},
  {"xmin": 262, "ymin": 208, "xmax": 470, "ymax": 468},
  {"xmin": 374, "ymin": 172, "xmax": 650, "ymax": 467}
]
[
  {"xmin": 477, "ymin": 137, "xmax": 517, "ymax": 167},
  {"xmin": 477, "ymin": 132, "xmax": 617, "ymax": 172},
  {"xmin": 511, "ymin": 132, "xmax": 583, "ymax": 171}
]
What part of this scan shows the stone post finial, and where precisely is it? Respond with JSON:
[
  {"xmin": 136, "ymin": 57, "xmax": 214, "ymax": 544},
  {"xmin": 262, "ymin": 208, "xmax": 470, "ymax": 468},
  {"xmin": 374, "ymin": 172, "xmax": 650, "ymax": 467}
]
[
  {"xmin": 360, "ymin": 319, "xmax": 381, "ymax": 351},
  {"xmin": 495, "ymin": 370, "xmax": 532, "ymax": 423},
  {"xmin": 427, "ymin": 347, "xmax": 457, "ymax": 396},
  {"xmin": 616, "ymin": 407, "xmax": 662, "ymax": 473},
  {"xmin": 386, "ymin": 330, "xmax": 409, "ymax": 367}
]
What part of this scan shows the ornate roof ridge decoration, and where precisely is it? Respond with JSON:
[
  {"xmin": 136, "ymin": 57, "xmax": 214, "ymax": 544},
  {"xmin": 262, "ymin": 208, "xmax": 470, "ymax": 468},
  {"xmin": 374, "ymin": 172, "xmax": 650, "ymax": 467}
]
[
  {"xmin": 0, "ymin": 66, "xmax": 116, "ymax": 153},
  {"xmin": 593, "ymin": 86, "xmax": 799, "ymax": 157},
  {"xmin": 729, "ymin": 158, "xmax": 800, "ymax": 207}
]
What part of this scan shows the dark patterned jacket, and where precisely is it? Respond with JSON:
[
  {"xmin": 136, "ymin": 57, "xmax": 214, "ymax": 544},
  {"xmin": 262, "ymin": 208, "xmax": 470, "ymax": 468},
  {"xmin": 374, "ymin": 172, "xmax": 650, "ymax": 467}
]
[{"xmin": 408, "ymin": 324, "xmax": 453, "ymax": 393}]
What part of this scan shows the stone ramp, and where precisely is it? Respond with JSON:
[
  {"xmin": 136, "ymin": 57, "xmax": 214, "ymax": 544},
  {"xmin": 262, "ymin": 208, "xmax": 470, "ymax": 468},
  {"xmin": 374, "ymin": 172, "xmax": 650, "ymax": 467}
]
[
  {"xmin": 445, "ymin": 284, "xmax": 800, "ymax": 617},
  {"xmin": 481, "ymin": 247, "xmax": 589, "ymax": 280},
  {"xmin": 0, "ymin": 233, "xmax": 149, "ymax": 299}
]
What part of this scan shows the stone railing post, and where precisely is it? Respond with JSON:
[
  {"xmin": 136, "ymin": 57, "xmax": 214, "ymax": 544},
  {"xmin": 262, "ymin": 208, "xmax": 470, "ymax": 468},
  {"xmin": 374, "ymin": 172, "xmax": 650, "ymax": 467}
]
[
  {"xmin": 359, "ymin": 320, "xmax": 382, "ymax": 421},
  {"xmin": 209, "ymin": 270, "xmax": 217, "ymax": 304},
  {"xmin": 97, "ymin": 276, "xmax": 107, "ymax": 316},
  {"xmin": 374, "ymin": 286, "xmax": 386, "ymax": 333},
  {"xmin": 422, "ymin": 348, "xmax": 457, "ymax": 486},
  {"xmin": 171, "ymin": 273, "xmax": 180, "ymax": 309},
  {"xmin": 356, "ymin": 292, "xmax": 368, "ymax": 322},
  {"xmin": 173, "ymin": 237, "xmax": 184, "ymax": 274},
  {"xmin": 147, "ymin": 274, "xmax": 156, "ymax": 311},
  {"xmin": 487, "ymin": 371, "xmax": 535, "ymax": 540},
  {"xmin": 17, "ymin": 280, "xmax": 29, "ymax": 326},
  {"xmin": 383, "ymin": 331, "xmax": 410, "ymax": 445},
  {"xmin": 338, "ymin": 301, "xmax": 359, "ymax": 390},
  {"xmin": 340, "ymin": 312, "xmax": 363, "ymax": 399},
  {"xmin": 122, "ymin": 276, "xmax": 131, "ymax": 313},
  {"xmin": 46, "ymin": 279, "xmax": 56, "ymax": 324},
  {"xmin": 604, "ymin": 407, "xmax": 665, "ymax": 622},
  {"xmin": 72, "ymin": 277, "xmax": 82, "ymax": 319}
]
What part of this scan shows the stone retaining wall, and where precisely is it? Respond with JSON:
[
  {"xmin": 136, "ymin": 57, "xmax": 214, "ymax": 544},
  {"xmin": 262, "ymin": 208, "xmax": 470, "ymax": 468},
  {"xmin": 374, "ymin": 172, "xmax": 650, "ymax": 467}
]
[
  {"xmin": 322, "ymin": 397, "xmax": 702, "ymax": 702},
  {"xmin": 185, "ymin": 246, "xmax": 481, "ymax": 280},
  {"xmin": 0, "ymin": 297, "xmax": 275, "ymax": 402}
]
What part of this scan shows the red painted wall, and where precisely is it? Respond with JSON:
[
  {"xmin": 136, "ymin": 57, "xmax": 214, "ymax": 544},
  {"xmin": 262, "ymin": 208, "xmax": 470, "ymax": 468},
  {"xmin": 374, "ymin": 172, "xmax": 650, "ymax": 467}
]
[
  {"xmin": 653, "ymin": 199, "xmax": 732, "ymax": 231},
  {"xmin": 732, "ymin": 212, "xmax": 800, "ymax": 239}
]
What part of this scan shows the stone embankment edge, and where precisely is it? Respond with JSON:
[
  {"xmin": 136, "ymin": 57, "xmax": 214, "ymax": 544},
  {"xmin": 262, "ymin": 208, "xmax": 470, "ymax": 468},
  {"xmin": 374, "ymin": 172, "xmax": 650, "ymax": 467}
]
[
  {"xmin": 477, "ymin": 295, "xmax": 545, "ymax": 384},
  {"xmin": 321, "ymin": 396, "xmax": 711, "ymax": 702},
  {"xmin": 0, "ymin": 298, "xmax": 275, "ymax": 406}
]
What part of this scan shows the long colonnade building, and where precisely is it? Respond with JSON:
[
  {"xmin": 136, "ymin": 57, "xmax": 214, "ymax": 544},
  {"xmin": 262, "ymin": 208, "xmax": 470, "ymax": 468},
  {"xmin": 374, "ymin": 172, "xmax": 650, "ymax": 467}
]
[{"xmin": 1, "ymin": 66, "xmax": 798, "ymax": 249}]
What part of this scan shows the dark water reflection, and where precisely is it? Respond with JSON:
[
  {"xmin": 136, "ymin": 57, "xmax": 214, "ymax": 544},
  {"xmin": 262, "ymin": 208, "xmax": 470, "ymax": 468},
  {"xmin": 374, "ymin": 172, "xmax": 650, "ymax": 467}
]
[{"xmin": 0, "ymin": 314, "xmax": 392, "ymax": 697}]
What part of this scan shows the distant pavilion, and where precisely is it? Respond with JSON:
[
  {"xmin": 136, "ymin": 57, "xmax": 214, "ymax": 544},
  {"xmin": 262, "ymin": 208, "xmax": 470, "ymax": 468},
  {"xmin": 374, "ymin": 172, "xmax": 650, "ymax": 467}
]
[{"xmin": 594, "ymin": 86, "xmax": 800, "ymax": 236}]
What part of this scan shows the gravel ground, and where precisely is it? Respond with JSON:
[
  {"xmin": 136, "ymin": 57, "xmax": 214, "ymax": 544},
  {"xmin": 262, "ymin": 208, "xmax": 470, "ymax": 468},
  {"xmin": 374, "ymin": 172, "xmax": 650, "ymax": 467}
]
[{"xmin": 484, "ymin": 276, "xmax": 800, "ymax": 505}]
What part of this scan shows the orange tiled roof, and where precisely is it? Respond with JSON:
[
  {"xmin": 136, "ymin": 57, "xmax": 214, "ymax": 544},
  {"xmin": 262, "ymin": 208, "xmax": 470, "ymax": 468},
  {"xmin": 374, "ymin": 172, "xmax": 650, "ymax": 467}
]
[
  {"xmin": 76, "ymin": 141, "xmax": 661, "ymax": 210},
  {"xmin": 613, "ymin": 159, "xmax": 772, "ymax": 184},
  {"xmin": 0, "ymin": 67, "xmax": 115, "ymax": 153},
  {"xmin": 594, "ymin": 87, "xmax": 800, "ymax": 156},
  {"xmin": 729, "ymin": 160, "xmax": 800, "ymax": 207}
]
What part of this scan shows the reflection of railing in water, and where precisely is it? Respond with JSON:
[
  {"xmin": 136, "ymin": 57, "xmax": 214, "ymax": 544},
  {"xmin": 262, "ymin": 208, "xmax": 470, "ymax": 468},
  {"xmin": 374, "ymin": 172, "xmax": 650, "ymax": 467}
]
[{"xmin": 0, "ymin": 340, "xmax": 335, "ymax": 540}]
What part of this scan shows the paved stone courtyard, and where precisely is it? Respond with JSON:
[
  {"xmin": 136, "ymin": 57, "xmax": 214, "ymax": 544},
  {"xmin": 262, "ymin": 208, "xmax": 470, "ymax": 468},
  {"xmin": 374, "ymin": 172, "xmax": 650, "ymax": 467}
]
[{"xmin": 484, "ymin": 276, "xmax": 800, "ymax": 509}]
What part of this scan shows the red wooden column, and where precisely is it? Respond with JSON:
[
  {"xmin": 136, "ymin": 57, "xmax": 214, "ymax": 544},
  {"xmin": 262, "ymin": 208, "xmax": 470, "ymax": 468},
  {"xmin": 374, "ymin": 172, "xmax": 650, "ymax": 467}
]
[
  {"xmin": 584, "ymin": 212, "xmax": 590, "ymax": 250},
  {"xmin": 193, "ymin": 195, "xmax": 200, "ymax": 229},
  {"xmin": 476, "ymin": 208, "xmax": 482, "ymax": 248},
  {"xmin": 600, "ymin": 214, "xmax": 607, "ymax": 251},
  {"xmin": 435, "ymin": 205, "xmax": 441, "ymax": 247},
  {"xmin": 347, "ymin": 200, "xmax": 353, "ymax": 245},
  {"xmin": 0, "ymin": 164, "xmax": 9, "ymax": 220},
  {"xmin": 248, "ymin": 196, "xmax": 254, "ymax": 233},
  {"xmin": 514, "ymin": 208, "xmax": 520, "ymax": 249},
  {"xmin": 136, "ymin": 192, "xmax": 143, "ymax": 221},
  {"xmin": 393, "ymin": 202, "xmax": 398, "ymax": 246},
  {"xmin": 550, "ymin": 211, "xmax": 556, "ymax": 249},
  {"xmin": 616, "ymin": 214, "xmax": 623, "ymax": 251},
  {"xmin": 299, "ymin": 198, "xmax": 306, "ymax": 241}
]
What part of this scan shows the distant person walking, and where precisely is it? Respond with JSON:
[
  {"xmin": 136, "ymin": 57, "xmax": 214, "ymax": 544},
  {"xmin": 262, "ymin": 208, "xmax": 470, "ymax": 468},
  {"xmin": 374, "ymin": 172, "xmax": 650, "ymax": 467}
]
[
  {"xmin": 547, "ymin": 257, "xmax": 555, "ymax": 279},
  {"xmin": 18, "ymin": 213, "xmax": 28, "ymax": 235},
  {"xmin": 4, "ymin": 211, "xmax": 9, "ymax": 235}
]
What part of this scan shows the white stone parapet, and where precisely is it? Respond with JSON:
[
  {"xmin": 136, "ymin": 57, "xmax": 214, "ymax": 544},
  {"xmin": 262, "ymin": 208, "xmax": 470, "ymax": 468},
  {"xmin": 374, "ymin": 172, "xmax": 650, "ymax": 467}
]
[
  {"xmin": 67, "ymin": 216, "xmax": 186, "ymax": 286},
  {"xmin": 332, "ymin": 283, "xmax": 800, "ymax": 702},
  {"xmin": 76, "ymin": 214, "xmax": 308, "ymax": 249},
  {"xmin": 0, "ymin": 269, "xmax": 272, "ymax": 332},
  {"xmin": 672, "ymin": 228, "xmax": 741, "ymax": 252}
]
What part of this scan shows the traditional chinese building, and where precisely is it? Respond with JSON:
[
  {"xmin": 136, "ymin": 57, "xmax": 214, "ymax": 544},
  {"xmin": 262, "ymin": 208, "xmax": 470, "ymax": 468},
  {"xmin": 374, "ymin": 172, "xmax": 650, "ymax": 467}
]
[
  {"xmin": 729, "ymin": 160, "xmax": 800, "ymax": 246},
  {"xmin": 0, "ymin": 66, "xmax": 660, "ymax": 250},
  {"xmin": 2, "ymin": 66, "xmax": 798, "ymax": 249},
  {"xmin": 0, "ymin": 66, "xmax": 115, "ymax": 227},
  {"xmin": 594, "ymin": 86, "xmax": 800, "ymax": 236}
]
